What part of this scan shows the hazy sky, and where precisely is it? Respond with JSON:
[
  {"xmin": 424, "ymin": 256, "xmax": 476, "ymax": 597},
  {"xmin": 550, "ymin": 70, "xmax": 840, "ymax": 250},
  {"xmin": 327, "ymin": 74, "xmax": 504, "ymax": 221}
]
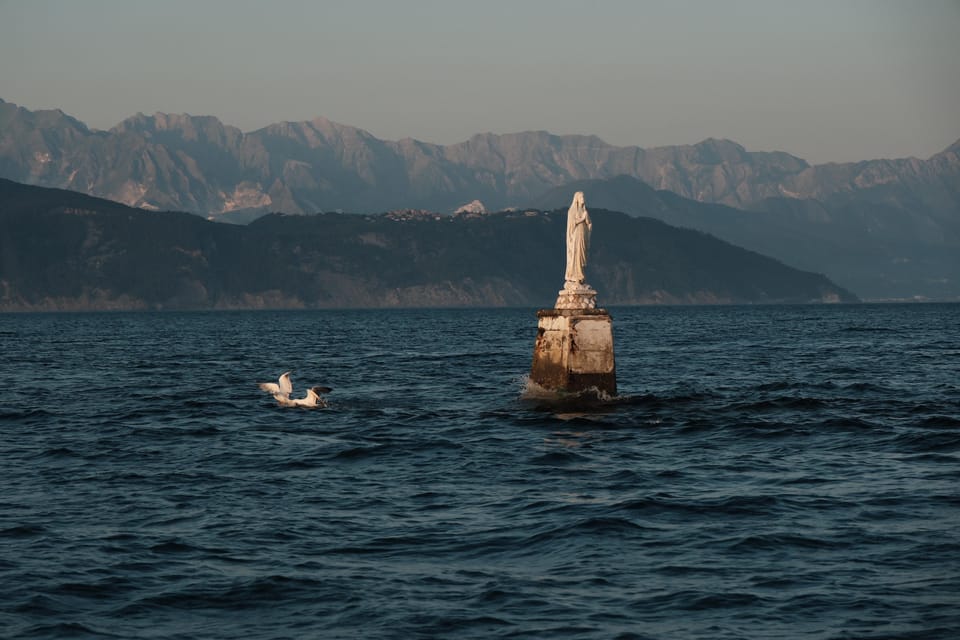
[{"xmin": 1, "ymin": 0, "xmax": 957, "ymax": 164}]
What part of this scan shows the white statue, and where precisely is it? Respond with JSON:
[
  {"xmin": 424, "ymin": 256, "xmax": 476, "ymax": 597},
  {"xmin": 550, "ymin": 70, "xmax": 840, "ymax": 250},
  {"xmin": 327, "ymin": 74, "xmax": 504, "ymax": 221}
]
[{"xmin": 564, "ymin": 191, "xmax": 592, "ymax": 284}]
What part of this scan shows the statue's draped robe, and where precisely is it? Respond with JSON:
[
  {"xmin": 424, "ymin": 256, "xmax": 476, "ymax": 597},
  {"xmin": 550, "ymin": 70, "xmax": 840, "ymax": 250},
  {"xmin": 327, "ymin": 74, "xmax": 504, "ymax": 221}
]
[{"xmin": 565, "ymin": 193, "xmax": 591, "ymax": 283}]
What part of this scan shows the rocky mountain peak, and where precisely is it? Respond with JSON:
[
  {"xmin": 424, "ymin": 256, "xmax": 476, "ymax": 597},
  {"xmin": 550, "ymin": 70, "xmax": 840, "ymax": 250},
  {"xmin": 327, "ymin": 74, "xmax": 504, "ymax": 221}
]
[
  {"xmin": 689, "ymin": 138, "xmax": 749, "ymax": 163},
  {"xmin": 109, "ymin": 111, "xmax": 240, "ymax": 147},
  {"xmin": 0, "ymin": 99, "xmax": 89, "ymax": 133},
  {"xmin": 109, "ymin": 112, "xmax": 154, "ymax": 134},
  {"xmin": 256, "ymin": 116, "xmax": 376, "ymax": 149}
]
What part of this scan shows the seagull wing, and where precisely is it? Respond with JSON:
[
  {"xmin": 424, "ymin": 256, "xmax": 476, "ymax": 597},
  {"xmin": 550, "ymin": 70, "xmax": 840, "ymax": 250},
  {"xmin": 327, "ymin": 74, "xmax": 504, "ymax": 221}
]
[
  {"xmin": 312, "ymin": 386, "xmax": 333, "ymax": 394},
  {"xmin": 278, "ymin": 372, "xmax": 293, "ymax": 396},
  {"xmin": 259, "ymin": 382, "xmax": 280, "ymax": 394}
]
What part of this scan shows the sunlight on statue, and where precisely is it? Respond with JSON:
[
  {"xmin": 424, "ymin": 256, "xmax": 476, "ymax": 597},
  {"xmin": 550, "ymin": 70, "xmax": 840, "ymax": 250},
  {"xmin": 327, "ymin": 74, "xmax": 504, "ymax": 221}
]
[
  {"xmin": 554, "ymin": 191, "xmax": 597, "ymax": 310},
  {"xmin": 565, "ymin": 191, "xmax": 592, "ymax": 284}
]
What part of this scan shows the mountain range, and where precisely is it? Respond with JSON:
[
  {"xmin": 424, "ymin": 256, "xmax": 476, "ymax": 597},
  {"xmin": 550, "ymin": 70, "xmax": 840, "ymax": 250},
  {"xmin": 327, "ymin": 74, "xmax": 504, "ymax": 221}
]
[
  {"xmin": 2, "ymin": 98, "xmax": 957, "ymax": 216},
  {"xmin": 1, "ymin": 98, "xmax": 957, "ymax": 300},
  {"xmin": 0, "ymin": 179, "xmax": 854, "ymax": 311}
]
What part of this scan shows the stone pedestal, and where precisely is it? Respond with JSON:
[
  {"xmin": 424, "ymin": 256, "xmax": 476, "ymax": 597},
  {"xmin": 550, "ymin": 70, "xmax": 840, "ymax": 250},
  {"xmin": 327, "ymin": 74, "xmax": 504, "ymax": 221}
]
[
  {"xmin": 555, "ymin": 283, "xmax": 597, "ymax": 310},
  {"xmin": 530, "ymin": 307, "xmax": 617, "ymax": 396}
]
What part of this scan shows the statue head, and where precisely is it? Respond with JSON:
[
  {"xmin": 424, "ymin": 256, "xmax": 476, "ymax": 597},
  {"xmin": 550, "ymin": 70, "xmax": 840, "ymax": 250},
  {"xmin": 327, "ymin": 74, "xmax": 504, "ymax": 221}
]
[{"xmin": 573, "ymin": 191, "xmax": 585, "ymax": 208}]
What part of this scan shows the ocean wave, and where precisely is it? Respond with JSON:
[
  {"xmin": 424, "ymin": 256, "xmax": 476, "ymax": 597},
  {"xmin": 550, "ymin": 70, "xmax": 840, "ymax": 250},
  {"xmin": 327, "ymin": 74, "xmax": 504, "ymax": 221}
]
[
  {"xmin": 887, "ymin": 430, "xmax": 960, "ymax": 453},
  {"xmin": 116, "ymin": 574, "xmax": 327, "ymax": 614},
  {"xmin": 18, "ymin": 621, "xmax": 123, "ymax": 639},
  {"xmin": 0, "ymin": 523, "xmax": 48, "ymax": 538},
  {"xmin": 614, "ymin": 494, "xmax": 781, "ymax": 517},
  {"xmin": 727, "ymin": 532, "xmax": 849, "ymax": 551}
]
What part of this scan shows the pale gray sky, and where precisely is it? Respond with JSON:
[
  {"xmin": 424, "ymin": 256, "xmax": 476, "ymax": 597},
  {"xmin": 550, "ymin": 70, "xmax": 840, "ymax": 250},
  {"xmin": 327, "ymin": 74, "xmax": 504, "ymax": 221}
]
[{"xmin": 1, "ymin": 0, "xmax": 957, "ymax": 164}]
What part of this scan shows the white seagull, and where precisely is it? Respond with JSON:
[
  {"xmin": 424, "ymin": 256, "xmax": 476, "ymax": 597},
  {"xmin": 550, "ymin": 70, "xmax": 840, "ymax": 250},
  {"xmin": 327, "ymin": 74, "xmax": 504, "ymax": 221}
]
[
  {"xmin": 259, "ymin": 371, "xmax": 331, "ymax": 408},
  {"xmin": 275, "ymin": 386, "xmax": 333, "ymax": 408}
]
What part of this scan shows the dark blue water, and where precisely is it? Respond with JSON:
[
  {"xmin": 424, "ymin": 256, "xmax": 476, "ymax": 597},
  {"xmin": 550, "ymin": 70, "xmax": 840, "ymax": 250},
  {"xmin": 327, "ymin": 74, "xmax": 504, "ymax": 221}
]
[{"xmin": 2, "ymin": 304, "xmax": 958, "ymax": 639}]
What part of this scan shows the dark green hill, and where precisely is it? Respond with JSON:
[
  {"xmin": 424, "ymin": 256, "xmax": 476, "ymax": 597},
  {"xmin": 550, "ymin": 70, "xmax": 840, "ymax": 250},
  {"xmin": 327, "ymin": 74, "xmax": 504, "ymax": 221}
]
[{"xmin": 0, "ymin": 178, "xmax": 856, "ymax": 310}]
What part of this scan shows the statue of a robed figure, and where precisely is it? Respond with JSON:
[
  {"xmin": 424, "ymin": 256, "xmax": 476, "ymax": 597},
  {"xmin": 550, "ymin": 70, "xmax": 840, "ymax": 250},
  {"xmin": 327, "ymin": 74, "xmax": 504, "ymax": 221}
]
[
  {"xmin": 565, "ymin": 191, "xmax": 592, "ymax": 284},
  {"xmin": 555, "ymin": 191, "xmax": 598, "ymax": 310},
  {"xmin": 529, "ymin": 191, "xmax": 616, "ymax": 397}
]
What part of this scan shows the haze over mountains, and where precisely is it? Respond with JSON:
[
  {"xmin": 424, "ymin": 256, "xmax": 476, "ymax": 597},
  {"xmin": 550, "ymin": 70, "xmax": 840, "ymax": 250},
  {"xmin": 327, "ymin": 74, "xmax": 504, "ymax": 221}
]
[{"xmin": 1, "ymin": 98, "xmax": 957, "ymax": 300}]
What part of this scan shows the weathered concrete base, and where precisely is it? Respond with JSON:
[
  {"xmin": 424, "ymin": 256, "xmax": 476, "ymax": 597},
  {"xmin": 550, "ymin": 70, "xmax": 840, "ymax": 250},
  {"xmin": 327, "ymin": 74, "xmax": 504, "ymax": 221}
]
[{"xmin": 530, "ymin": 308, "xmax": 616, "ymax": 396}]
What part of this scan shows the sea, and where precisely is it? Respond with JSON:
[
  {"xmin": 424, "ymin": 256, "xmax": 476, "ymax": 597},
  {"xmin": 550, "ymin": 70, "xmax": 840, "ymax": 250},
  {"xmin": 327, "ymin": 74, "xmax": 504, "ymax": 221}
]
[{"xmin": 1, "ymin": 304, "xmax": 958, "ymax": 640}]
